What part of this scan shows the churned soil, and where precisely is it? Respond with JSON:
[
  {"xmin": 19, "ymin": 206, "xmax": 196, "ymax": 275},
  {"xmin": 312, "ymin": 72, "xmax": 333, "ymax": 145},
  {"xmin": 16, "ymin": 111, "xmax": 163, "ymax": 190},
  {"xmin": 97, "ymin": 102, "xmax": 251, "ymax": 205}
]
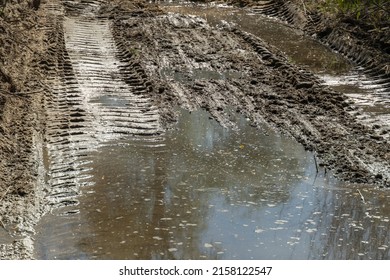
[
  {"xmin": 0, "ymin": 0, "xmax": 51, "ymax": 259},
  {"xmin": 0, "ymin": 0, "xmax": 389, "ymax": 259}
]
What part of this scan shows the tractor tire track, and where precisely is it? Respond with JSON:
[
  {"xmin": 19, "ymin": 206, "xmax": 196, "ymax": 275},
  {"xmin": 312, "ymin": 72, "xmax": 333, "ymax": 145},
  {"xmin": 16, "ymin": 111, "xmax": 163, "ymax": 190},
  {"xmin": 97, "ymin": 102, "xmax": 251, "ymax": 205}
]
[{"xmin": 43, "ymin": 1, "xmax": 162, "ymax": 216}]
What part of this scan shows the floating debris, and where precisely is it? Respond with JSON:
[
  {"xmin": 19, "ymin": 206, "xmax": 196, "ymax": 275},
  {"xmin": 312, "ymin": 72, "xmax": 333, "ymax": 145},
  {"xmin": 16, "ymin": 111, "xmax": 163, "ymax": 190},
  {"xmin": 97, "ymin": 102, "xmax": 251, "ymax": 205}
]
[{"xmin": 153, "ymin": 236, "xmax": 163, "ymax": 241}]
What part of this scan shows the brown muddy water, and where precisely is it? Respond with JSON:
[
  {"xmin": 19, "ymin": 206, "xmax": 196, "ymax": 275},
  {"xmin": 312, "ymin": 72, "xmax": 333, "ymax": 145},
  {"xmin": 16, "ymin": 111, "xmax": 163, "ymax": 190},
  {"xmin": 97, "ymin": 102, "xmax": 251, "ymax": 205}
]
[{"xmin": 33, "ymin": 3, "xmax": 390, "ymax": 259}]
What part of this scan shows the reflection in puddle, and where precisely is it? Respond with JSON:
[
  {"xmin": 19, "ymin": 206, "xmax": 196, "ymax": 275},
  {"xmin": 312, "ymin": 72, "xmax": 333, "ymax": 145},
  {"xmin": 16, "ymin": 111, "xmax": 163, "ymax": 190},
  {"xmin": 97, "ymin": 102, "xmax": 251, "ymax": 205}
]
[{"xmin": 34, "ymin": 109, "xmax": 390, "ymax": 259}]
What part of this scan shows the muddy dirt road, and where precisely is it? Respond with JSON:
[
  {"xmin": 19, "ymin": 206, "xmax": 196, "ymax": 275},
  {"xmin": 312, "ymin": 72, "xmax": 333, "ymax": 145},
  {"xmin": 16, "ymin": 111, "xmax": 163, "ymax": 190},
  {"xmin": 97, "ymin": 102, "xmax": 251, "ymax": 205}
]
[{"xmin": 0, "ymin": 0, "xmax": 389, "ymax": 259}]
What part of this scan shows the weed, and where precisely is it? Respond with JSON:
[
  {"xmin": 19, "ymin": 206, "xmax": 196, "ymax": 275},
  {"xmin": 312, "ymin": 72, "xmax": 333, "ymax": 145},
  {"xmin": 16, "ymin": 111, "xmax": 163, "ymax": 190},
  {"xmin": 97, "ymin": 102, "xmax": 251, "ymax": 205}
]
[
  {"xmin": 320, "ymin": 0, "xmax": 389, "ymax": 25},
  {"xmin": 0, "ymin": 0, "xmax": 7, "ymax": 18}
]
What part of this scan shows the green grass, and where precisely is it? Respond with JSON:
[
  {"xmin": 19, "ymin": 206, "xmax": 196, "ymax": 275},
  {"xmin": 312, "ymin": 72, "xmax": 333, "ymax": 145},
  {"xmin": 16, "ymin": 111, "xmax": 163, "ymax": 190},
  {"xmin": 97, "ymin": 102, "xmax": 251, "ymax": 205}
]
[{"xmin": 321, "ymin": 0, "xmax": 389, "ymax": 26}]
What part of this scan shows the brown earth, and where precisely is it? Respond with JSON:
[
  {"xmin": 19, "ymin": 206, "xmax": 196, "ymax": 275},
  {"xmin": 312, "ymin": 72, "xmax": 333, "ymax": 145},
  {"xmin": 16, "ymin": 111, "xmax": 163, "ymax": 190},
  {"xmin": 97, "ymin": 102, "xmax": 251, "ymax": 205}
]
[
  {"xmin": 0, "ymin": 0, "xmax": 389, "ymax": 259},
  {"xmin": 0, "ymin": 0, "xmax": 49, "ymax": 259}
]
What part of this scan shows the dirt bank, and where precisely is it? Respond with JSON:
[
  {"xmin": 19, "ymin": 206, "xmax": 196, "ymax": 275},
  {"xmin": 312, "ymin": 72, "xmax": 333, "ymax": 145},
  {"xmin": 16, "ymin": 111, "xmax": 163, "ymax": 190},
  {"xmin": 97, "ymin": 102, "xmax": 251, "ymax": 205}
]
[
  {"xmin": 0, "ymin": 0, "xmax": 389, "ymax": 259},
  {"xmin": 0, "ymin": 0, "xmax": 50, "ymax": 259}
]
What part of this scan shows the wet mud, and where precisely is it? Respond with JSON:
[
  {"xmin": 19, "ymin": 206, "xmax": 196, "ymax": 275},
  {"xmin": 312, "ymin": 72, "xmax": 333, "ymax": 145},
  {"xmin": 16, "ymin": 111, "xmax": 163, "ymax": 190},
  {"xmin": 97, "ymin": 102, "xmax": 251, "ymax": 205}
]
[{"xmin": 1, "ymin": 0, "xmax": 389, "ymax": 259}]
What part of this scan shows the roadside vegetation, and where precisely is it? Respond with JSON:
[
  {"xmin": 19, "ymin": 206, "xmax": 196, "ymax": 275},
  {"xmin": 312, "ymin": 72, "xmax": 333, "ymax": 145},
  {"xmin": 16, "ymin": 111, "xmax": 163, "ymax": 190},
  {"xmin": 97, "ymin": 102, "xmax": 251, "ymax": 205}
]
[
  {"xmin": 308, "ymin": 0, "xmax": 389, "ymax": 27},
  {"xmin": 301, "ymin": 0, "xmax": 389, "ymax": 67},
  {"xmin": 321, "ymin": 0, "xmax": 389, "ymax": 20}
]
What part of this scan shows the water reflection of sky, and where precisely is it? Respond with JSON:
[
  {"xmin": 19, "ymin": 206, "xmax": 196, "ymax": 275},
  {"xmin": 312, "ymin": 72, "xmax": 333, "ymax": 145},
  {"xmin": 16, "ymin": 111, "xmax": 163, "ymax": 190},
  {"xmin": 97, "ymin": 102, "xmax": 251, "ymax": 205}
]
[{"xmin": 34, "ymin": 109, "xmax": 390, "ymax": 260}]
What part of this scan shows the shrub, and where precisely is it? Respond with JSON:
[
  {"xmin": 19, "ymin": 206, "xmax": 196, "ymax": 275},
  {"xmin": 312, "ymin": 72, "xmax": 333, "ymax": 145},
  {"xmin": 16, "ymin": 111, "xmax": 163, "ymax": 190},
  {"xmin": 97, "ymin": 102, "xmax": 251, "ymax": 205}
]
[{"xmin": 329, "ymin": 0, "xmax": 389, "ymax": 25}]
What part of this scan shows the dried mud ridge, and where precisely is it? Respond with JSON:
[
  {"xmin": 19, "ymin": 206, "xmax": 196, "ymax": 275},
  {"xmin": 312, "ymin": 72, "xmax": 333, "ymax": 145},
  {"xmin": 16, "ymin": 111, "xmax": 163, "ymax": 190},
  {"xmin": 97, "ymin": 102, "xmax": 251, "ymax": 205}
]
[{"xmin": 0, "ymin": 0, "xmax": 389, "ymax": 259}]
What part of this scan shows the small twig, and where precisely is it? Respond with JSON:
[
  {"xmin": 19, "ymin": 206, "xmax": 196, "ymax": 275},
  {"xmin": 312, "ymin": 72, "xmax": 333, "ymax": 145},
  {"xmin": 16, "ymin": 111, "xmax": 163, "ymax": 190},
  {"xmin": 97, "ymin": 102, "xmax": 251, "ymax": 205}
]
[
  {"xmin": 357, "ymin": 189, "xmax": 366, "ymax": 204},
  {"xmin": 300, "ymin": 0, "xmax": 307, "ymax": 15},
  {"xmin": 0, "ymin": 218, "xmax": 6, "ymax": 230},
  {"xmin": 0, "ymin": 185, "xmax": 12, "ymax": 202},
  {"xmin": 313, "ymin": 153, "xmax": 319, "ymax": 174},
  {"xmin": 312, "ymin": 153, "xmax": 320, "ymax": 186},
  {"xmin": 371, "ymin": 1, "xmax": 390, "ymax": 15},
  {"xmin": 0, "ymin": 185, "xmax": 12, "ymax": 232},
  {"xmin": 0, "ymin": 88, "xmax": 44, "ymax": 96}
]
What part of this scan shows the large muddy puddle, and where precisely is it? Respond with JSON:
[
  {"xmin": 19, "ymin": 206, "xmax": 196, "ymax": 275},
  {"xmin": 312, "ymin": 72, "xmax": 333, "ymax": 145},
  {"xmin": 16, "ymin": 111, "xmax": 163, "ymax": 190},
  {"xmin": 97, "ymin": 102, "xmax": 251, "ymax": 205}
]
[{"xmin": 35, "ymin": 109, "xmax": 390, "ymax": 259}]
